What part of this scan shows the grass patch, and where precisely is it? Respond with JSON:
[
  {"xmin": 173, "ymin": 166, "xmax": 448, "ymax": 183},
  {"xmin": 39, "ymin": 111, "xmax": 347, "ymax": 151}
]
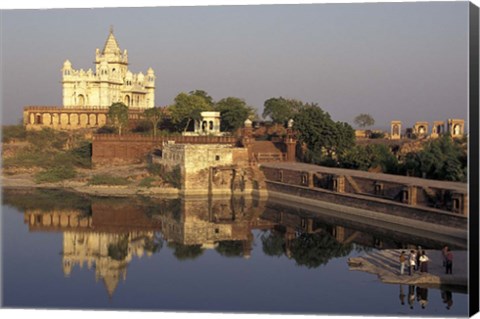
[
  {"xmin": 34, "ymin": 166, "xmax": 77, "ymax": 184},
  {"xmin": 88, "ymin": 174, "xmax": 130, "ymax": 186},
  {"xmin": 138, "ymin": 176, "xmax": 156, "ymax": 188}
]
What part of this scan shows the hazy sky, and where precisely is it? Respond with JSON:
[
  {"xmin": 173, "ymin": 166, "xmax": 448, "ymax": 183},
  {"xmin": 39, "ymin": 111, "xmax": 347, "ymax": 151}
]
[{"xmin": 1, "ymin": 2, "xmax": 470, "ymax": 129}]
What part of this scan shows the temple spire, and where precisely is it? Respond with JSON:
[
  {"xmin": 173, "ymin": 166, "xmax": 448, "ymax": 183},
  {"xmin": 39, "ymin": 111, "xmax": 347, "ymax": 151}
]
[{"xmin": 102, "ymin": 27, "xmax": 121, "ymax": 55}]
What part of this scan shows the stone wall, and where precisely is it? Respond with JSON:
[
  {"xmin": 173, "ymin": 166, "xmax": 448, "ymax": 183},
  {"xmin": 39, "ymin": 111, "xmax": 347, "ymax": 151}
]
[
  {"xmin": 260, "ymin": 163, "xmax": 468, "ymax": 228},
  {"xmin": 154, "ymin": 143, "xmax": 252, "ymax": 195},
  {"xmin": 23, "ymin": 106, "xmax": 146, "ymax": 131},
  {"xmin": 261, "ymin": 165, "xmax": 467, "ymax": 216},
  {"xmin": 92, "ymin": 134, "xmax": 238, "ymax": 166}
]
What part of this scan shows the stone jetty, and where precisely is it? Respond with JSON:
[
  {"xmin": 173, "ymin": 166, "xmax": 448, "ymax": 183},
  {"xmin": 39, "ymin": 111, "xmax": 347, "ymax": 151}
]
[{"xmin": 348, "ymin": 249, "xmax": 467, "ymax": 287}]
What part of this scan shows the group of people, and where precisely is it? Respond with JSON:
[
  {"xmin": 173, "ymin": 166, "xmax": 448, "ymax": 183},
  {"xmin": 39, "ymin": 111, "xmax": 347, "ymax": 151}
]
[
  {"xmin": 399, "ymin": 246, "xmax": 430, "ymax": 275},
  {"xmin": 398, "ymin": 245, "xmax": 454, "ymax": 276}
]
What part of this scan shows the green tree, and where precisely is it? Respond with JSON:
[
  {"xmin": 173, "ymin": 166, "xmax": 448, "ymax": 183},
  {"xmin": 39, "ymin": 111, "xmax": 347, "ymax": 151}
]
[
  {"xmin": 402, "ymin": 135, "xmax": 466, "ymax": 181},
  {"xmin": 144, "ymin": 107, "xmax": 165, "ymax": 137},
  {"xmin": 354, "ymin": 113, "xmax": 375, "ymax": 128},
  {"xmin": 215, "ymin": 97, "xmax": 255, "ymax": 132},
  {"xmin": 168, "ymin": 92, "xmax": 213, "ymax": 132},
  {"xmin": 108, "ymin": 102, "xmax": 129, "ymax": 135},
  {"xmin": 293, "ymin": 105, "xmax": 355, "ymax": 164},
  {"xmin": 262, "ymin": 97, "xmax": 303, "ymax": 124},
  {"xmin": 340, "ymin": 144, "xmax": 398, "ymax": 173},
  {"xmin": 189, "ymin": 89, "xmax": 214, "ymax": 107}
]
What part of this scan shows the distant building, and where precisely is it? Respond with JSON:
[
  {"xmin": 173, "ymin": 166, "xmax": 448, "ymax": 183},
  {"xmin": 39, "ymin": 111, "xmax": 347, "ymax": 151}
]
[
  {"xmin": 24, "ymin": 29, "xmax": 155, "ymax": 130},
  {"xmin": 183, "ymin": 111, "xmax": 223, "ymax": 136},
  {"xmin": 431, "ymin": 121, "xmax": 445, "ymax": 139},
  {"xmin": 390, "ymin": 121, "xmax": 401, "ymax": 140},
  {"xmin": 413, "ymin": 121, "xmax": 429, "ymax": 137},
  {"xmin": 62, "ymin": 28, "xmax": 155, "ymax": 109},
  {"xmin": 447, "ymin": 119, "xmax": 465, "ymax": 138}
]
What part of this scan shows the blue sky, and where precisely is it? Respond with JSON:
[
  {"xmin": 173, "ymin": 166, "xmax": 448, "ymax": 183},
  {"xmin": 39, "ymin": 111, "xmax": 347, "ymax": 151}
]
[{"xmin": 1, "ymin": 1, "xmax": 470, "ymax": 129}]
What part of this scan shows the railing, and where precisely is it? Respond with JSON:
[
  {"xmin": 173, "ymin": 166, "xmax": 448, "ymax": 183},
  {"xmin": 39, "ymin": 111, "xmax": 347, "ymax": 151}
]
[
  {"xmin": 93, "ymin": 133, "xmax": 239, "ymax": 144},
  {"xmin": 24, "ymin": 106, "xmax": 156, "ymax": 112},
  {"xmin": 255, "ymin": 152, "xmax": 285, "ymax": 162}
]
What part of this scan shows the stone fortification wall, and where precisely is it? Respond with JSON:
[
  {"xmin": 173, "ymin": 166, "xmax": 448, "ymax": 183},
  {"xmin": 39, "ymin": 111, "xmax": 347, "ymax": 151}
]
[
  {"xmin": 92, "ymin": 134, "xmax": 238, "ymax": 165},
  {"xmin": 261, "ymin": 163, "xmax": 468, "ymax": 228}
]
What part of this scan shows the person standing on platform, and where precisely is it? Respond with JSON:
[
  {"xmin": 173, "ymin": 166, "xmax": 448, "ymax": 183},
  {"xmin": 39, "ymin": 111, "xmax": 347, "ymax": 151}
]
[
  {"xmin": 445, "ymin": 248, "xmax": 453, "ymax": 274},
  {"xmin": 409, "ymin": 250, "xmax": 416, "ymax": 275},
  {"xmin": 399, "ymin": 251, "xmax": 406, "ymax": 275},
  {"xmin": 419, "ymin": 250, "xmax": 429, "ymax": 273}
]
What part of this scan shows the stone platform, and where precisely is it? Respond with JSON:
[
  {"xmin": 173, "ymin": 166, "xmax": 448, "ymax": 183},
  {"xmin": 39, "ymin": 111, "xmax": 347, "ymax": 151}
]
[{"xmin": 348, "ymin": 249, "xmax": 467, "ymax": 287}]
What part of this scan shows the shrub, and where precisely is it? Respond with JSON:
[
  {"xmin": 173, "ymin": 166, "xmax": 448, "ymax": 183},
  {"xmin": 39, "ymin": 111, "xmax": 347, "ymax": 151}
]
[
  {"xmin": 26, "ymin": 128, "xmax": 69, "ymax": 150},
  {"xmin": 88, "ymin": 174, "xmax": 130, "ymax": 186},
  {"xmin": 369, "ymin": 131, "xmax": 385, "ymax": 139},
  {"xmin": 148, "ymin": 163, "xmax": 182, "ymax": 189},
  {"xmin": 34, "ymin": 166, "xmax": 77, "ymax": 184},
  {"xmin": 138, "ymin": 177, "xmax": 156, "ymax": 188},
  {"xmin": 2, "ymin": 124, "xmax": 26, "ymax": 143}
]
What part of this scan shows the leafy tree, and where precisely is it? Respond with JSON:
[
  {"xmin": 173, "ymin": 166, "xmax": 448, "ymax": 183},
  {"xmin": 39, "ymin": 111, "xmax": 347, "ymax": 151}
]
[
  {"xmin": 402, "ymin": 135, "xmax": 466, "ymax": 181},
  {"xmin": 293, "ymin": 105, "xmax": 355, "ymax": 164},
  {"xmin": 262, "ymin": 97, "xmax": 303, "ymax": 124},
  {"xmin": 339, "ymin": 144, "xmax": 399, "ymax": 174},
  {"xmin": 168, "ymin": 92, "xmax": 213, "ymax": 132},
  {"xmin": 189, "ymin": 89, "xmax": 214, "ymax": 107},
  {"xmin": 215, "ymin": 97, "xmax": 254, "ymax": 132},
  {"xmin": 354, "ymin": 113, "xmax": 375, "ymax": 128},
  {"xmin": 108, "ymin": 102, "xmax": 129, "ymax": 135},
  {"xmin": 144, "ymin": 107, "xmax": 165, "ymax": 137}
]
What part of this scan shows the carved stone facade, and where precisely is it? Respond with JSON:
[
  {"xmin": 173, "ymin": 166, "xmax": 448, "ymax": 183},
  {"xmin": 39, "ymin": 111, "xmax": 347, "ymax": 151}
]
[
  {"xmin": 447, "ymin": 119, "xmax": 465, "ymax": 138},
  {"xmin": 62, "ymin": 29, "xmax": 155, "ymax": 109},
  {"xmin": 413, "ymin": 121, "xmax": 429, "ymax": 137},
  {"xmin": 390, "ymin": 120, "xmax": 402, "ymax": 140},
  {"xmin": 431, "ymin": 121, "xmax": 445, "ymax": 138},
  {"xmin": 183, "ymin": 111, "xmax": 223, "ymax": 136}
]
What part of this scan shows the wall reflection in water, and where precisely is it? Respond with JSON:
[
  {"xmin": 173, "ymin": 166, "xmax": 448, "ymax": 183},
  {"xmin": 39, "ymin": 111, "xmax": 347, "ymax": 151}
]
[{"xmin": 3, "ymin": 188, "xmax": 461, "ymax": 301}]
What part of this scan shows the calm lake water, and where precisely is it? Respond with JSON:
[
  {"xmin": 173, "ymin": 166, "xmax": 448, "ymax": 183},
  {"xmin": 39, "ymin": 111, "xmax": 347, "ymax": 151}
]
[{"xmin": 1, "ymin": 188, "xmax": 468, "ymax": 316}]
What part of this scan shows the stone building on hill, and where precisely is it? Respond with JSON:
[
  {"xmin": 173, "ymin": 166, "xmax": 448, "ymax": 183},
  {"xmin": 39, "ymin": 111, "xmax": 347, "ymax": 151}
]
[
  {"xmin": 23, "ymin": 29, "xmax": 155, "ymax": 131},
  {"xmin": 62, "ymin": 28, "xmax": 155, "ymax": 109}
]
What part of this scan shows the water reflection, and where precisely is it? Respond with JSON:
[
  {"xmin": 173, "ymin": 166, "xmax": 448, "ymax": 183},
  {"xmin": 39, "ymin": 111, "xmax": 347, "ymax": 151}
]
[{"xmin": 2, "ymin": 188, "xmax": 465, "ymax": 301}]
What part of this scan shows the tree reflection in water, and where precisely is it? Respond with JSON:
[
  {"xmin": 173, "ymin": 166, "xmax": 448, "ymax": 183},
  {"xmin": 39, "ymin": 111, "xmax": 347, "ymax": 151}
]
[
  {"xmin": 167, "ymin": 242, "xmax": 205, "ymax": 261},
  {"xmin": 290, "ymin": 232, "xmax": 353, "ymax": 268}
]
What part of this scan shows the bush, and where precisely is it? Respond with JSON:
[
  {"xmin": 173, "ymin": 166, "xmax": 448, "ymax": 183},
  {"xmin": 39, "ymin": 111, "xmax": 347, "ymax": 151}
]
[
  {"xmin": 34, "ymin": 166, "xmax": 77, "ymax": 184},
  {"xmin": 88, "ymin": 174, "xmax": 130, "ymax": 186},
  {"xmin": 138, "ymin": 177, "xmax": 156, "ymax": 188},
  {"xmin": 369, "ymin": 131, "xmax": 385, "ymax": 139},
  {"xmin": 68, "ymin": 141, "xmax": 92, "ymax": 168},
  {"xmin": 148, "ymin": 163, "xmax": 182, "ymax": 189},
  {"xmin": 2, "ymin": 124, "xmax": 26, "ymax": 143},
  {"xmin": 26, "ymin": 128, "xmax": 69, "ymax": 151}
]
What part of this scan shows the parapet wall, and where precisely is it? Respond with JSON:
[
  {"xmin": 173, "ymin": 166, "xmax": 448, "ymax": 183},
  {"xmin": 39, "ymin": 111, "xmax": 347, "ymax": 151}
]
[
  {"xmin": 92, "ymin": 134, "xmax": 239, "ymax": 165},
  {"xmin": 261, "ymin": 162, "xmax": 468, "ymax": 228}
]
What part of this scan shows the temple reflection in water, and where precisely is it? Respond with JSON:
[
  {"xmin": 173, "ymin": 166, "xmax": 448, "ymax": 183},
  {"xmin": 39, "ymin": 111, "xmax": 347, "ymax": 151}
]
[{"xmin": 6, "ymin": 188, "xmax": 459, "ymax": 298}]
